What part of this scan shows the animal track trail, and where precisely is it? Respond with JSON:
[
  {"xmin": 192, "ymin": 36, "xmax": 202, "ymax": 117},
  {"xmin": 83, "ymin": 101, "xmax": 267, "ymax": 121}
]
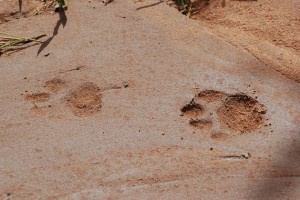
[
  {"xmin": 24, "ymin": 76, "xmax": 131, "ymax": 117},
  {"xmin": 25, "ymin": 92, "xmax": 50, "ymax": 103},
  {"xmin": 62, "ymin": 82, "xmax": 102, "ymax": 117},
  {"xmin": 217, "ymin": 93, "xmax": 267, "ymax": 133},
  {"xmin": 180, "ymin": 98, "xmax": 204, "ymax": 118},
  {"xmin": 44, "ymin": 78, "xmax": 67, "ymax": 93},
  {"xmin": 181, "ymin": 89, "xmax": 267, "ymax": 137},
  {"xmin": 197, "ymin": 90, "xmax": 227, "ymax": 103},
  {"xmin": 189, "ymin": 119, "xmax": 213, "ymax": 131}
]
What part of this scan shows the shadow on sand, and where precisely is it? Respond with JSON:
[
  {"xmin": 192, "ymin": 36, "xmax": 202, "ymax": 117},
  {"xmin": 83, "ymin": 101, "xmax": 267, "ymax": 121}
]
[
  {"xmin": 252, "ymin": 131, "xmax": 300, "ymax": 199},
  {"xmin": 37, "ymin": 9, "xmax": 67, "ymax": 56}
]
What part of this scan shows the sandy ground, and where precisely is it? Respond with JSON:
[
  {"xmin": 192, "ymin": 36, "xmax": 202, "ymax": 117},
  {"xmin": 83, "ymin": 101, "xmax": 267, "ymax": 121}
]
[
  {"xmin": 0, "ymin": 0, "xmax": 299, "ymax": 199},
  {"xmin": 191, "ymin": 0, "xmax": 300, "ymax": 82}
]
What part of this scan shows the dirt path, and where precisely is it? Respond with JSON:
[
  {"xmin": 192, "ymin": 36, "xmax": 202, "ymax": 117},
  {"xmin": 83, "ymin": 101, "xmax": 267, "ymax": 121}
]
[{"xmin": 0, "ymin": 0, "xmax": 299, "ymax": 199}]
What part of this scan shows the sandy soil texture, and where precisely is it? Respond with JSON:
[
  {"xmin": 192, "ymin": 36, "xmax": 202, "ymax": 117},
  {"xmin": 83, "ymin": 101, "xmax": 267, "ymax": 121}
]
[
  {"xmin": 191, "ymin": 0, "xmax": 300, "ymax": 82},
  {"xmin": 0, "ymin": 0, "xmax": 299, "ymax": 199}
]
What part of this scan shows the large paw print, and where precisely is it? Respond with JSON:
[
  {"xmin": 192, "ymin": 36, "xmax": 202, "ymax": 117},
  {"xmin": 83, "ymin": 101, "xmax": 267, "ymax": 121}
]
[{"xmin": 181, "ymin": 90, "xmax": 267, "ymax": 138}]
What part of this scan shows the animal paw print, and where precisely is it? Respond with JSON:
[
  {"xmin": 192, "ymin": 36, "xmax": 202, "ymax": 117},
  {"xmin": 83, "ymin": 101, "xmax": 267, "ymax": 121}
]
[
  {"xmin": 62, "ymin": 82, "xmax": 102, "ymax": 117},
  {"xmin": 181, "ymin": 90, "xmax": 267, "ymax": 138},
  {"xmin": 24, "ymin": 77, "xmax": 130, "ymax": 117}
]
